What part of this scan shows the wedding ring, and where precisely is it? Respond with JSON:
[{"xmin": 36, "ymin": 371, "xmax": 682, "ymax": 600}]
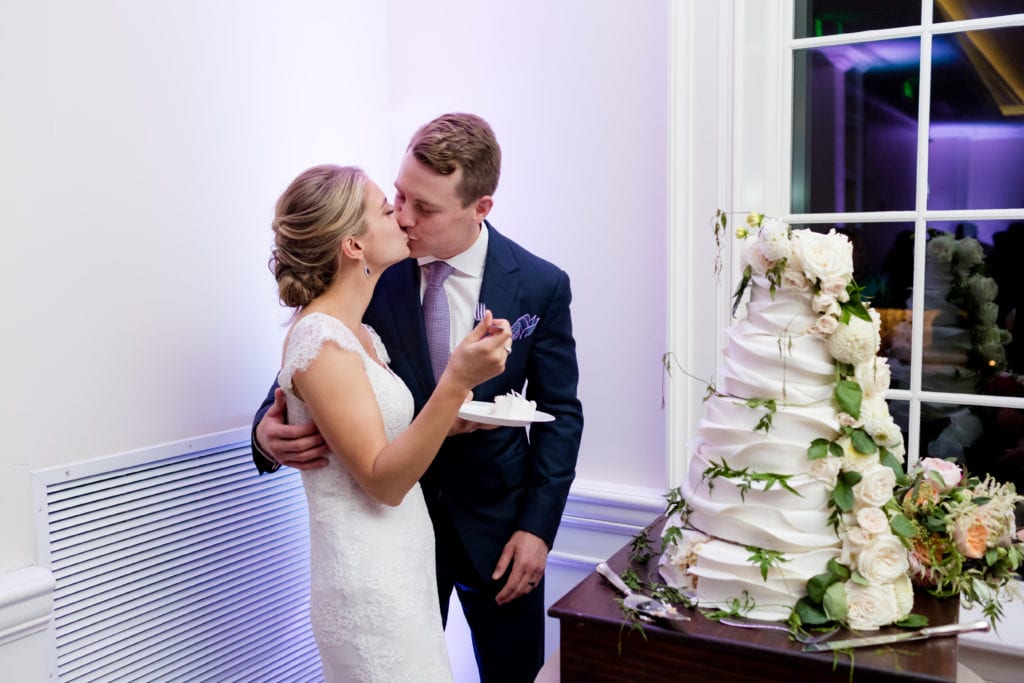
[{"xmin": 527, "ymin": 580, "xmax": 537, "ymax": 586}]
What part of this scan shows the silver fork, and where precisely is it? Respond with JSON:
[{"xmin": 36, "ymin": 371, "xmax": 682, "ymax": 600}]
[
  {"xmin": 474, "ymin": 302, "xmax": 486, "ymax": 322},
  {"xmin": 718, "ymin": 616, "xmax": 839, "ymax": 645}
]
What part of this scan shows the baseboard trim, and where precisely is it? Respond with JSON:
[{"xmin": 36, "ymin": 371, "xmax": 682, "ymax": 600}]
[{"xmin": 0, "ymin": 567, "xmax": 54, "ymax": 647}]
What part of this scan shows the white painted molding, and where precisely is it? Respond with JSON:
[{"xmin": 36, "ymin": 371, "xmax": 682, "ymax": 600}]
[
  {"xmin": 667, "ymin": 0, "xmax": 736, "ymax": 489},
  {"xmin": 0, "ymin": 566, "xmax": 54, "ymax": 647}
]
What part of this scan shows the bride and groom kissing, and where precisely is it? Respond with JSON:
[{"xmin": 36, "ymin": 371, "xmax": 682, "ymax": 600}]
[{"xmin": 251, "ymin": 113, "xmax": 583, "ymax": 682}]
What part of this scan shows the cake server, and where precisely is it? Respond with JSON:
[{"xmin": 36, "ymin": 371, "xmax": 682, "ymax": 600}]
[
  {"xmin": 595, "ymin": 562, "xmax": 690, "ymax": 622},
  {"xmin": 802, "ymin": 619, "xmax": 990, "ymax": 652}
]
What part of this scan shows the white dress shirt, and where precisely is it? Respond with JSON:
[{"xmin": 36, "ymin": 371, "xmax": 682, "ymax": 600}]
[{"xmin": 418, "ymin": 224, "xmax": 489, "ymax": 354}]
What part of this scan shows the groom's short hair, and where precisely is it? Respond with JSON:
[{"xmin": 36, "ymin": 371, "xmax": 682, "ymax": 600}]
[{"xmin": 408, "ymin": 113, "xmax": 501, "ymax": 208}]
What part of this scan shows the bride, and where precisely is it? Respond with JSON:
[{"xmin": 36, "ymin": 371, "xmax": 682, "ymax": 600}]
[{"xmin": 269, "ymin": 164, "xmax": 510, "ymax": 681}]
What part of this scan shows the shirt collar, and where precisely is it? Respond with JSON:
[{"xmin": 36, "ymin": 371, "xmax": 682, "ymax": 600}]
[{"xmin": 417, "ymin": 223, "xmax": 489, "ymax": 278}]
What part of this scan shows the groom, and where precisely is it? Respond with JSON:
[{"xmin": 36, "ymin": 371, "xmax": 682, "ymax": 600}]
[{"xmin": 252, "ymin": 113, "xmax": 584, "ymax": 682}]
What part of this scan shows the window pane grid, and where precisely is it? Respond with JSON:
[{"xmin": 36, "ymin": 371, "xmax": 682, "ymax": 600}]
[{"xmin": 790, "ymin": 1, "xmax": 1024, "ymax": 478}]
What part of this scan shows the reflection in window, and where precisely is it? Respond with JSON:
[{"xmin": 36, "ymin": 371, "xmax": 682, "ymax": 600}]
[
  {"xmin": 792, "ymin": 39, "xmax": 920, "ymax": 213},
  {"xmin": 929, "ymin": 28, "xmax": 1024, "ymax": 210},
  {"xmin": 935, "ymin": 0, "xmax": 1024, "ymax": 22},
  {"xmin": 884, "ymin": 224, "xmax": 1020, "ymax": 391},
  {"xmin": 921, "ymin": 401, "xmax": 1024, "ymax": 493},
  {"xmin": 795, "ymin": 0, "xmax": 921, "ymax": 38}
]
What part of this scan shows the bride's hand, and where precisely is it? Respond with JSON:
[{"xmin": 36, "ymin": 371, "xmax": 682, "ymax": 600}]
[{"xmin": 442, "ymin": 311, "xmax": 511, "ymax": 391}]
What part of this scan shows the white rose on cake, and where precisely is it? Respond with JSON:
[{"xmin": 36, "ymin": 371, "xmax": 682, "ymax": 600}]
[
  {"xmin": 844, "ymin": 582, "xmax": 901, "ymax": 631},
  {"xmin": 855, "ymin": 507, "xmax": 890, "ymax": 536},
  {"xmin": 852, "ymin": 465, "xmax": 898, "ymax": 510},
  {"xmin": 857, "ymin": 535, "xmax": 911, "ymax": 584},
  {"xmin": 809, "ymin": 455, "xmax": 842, "ymax": 486},
  {"xmin": 792, "ymin": 229, "xmax": 853, "ymax": 286}
]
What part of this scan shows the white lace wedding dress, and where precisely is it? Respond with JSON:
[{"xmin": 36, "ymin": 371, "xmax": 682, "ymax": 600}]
[{"xmin": 278, "ymin": 312, "xmax": 453, "ymax": 683}]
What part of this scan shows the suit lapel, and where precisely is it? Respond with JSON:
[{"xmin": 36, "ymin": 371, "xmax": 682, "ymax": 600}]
[
  {"xmin": 479, "ymin": 223, "xmax": 520, "ymax": 321},
  {"xmin": 382, "ymin": 260, "xmax": 435, "ymax": 401}
]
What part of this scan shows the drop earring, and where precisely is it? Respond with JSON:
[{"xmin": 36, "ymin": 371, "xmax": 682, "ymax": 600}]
[{"xmin": 361, "ymin": 257, "xmax": 371, "ymax": 277}]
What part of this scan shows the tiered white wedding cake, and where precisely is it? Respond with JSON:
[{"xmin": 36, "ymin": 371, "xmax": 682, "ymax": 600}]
[{"xmin": 659, "ymin": 214, "xmax": 913, "ymax": 629}]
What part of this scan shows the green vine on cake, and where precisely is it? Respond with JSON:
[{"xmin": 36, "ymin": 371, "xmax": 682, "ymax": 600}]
[
  {"xmin": 701, "ymin": 459, "xmax": 801, "ymax": 500},
  {"xmin": 745, "ymin": 546, "xmax": 791, "ymax": 581}
]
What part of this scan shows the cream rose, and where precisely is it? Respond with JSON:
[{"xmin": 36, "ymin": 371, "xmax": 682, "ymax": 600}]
[
  {"xmin": 856, "ymin": 507, "xmax": 890, "ymax": 535},
  {"xmin": 808, "ymin": 315, "xmax": 840, "ymax": 337},
  {"xmin": 853, "ymin": 465, "xmax": 897, "ymax": 509},
  {"xmin": 857, "ymin": 535, "xmax": 910, "ymax": 584},
  {"xmin": 743, "ymin": 241, "xmax": 773, "ymax": 278},
  {"xmin": 892, "ymin": 574, "xmax": 914, "ymax": 618},
  {"xmin": 844, "ymin": 582, "xmax": 901, "ymax": 631},
  {"xmin": 793, "ymin": 229, "xmax": 853, "ymax": 286},
  {"xmin": 810, "ymin": 456, "xmax": 842, "ymax": 487}
]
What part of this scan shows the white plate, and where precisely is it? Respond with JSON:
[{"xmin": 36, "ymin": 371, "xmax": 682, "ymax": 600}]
[{"xmin": 457, "ymin": 400, "xmax": 555, "ymax": 427}]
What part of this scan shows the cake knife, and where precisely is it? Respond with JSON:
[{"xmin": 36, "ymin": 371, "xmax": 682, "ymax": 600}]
[{"xmin": 802, "ymin": 619, "xmax": 990, "ymax": 651}]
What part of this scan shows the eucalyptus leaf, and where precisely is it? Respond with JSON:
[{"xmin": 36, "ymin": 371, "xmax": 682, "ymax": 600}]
[
  {"xmin": 896, "ymin": 614, "xmax": 929, "ymax": 629},
  {"xmin": 794, "ymin": 597, "xmax": 830, "ymax": 626},
  {"xmin": 851, "ymin": 428, "xmax": 878, "ymax": 455},
  {"xmin": 889, "ymin": 513, "xmax": 917, "ymax": 539},
  {"xmin": 808, "ymin": 438, "xmax": 831, "ymax": 461},
  {"xmin": 834, "ymin": 380, "xmax": 863, "ymax": 419},
  {"xmin": 806, "ymin": 572, "xmax": 832, "ymax": 604},
  {"xmin": 823, "ymin": 581, "xmax": 848, "ymax": 622}
]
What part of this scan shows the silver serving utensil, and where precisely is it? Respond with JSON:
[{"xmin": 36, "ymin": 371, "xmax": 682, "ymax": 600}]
[
  {"xmin": 595, "ymin": 562, "xmax": 690, "ymax": 622},
  {"xmin": 719, "ymin": 615, "xmax": 839, "ymax": 644},
  {"xmin": 802, "ymin": 619, "xmax": 990, "ymax": 652}
]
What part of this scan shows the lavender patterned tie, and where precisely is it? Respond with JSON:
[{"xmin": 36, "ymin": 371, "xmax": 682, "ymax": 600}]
[{"xmin": 423, "ymin": 261, "xmax": 455, "ymax": 382}]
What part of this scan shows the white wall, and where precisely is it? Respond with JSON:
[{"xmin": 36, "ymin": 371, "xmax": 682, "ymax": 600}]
[
  {"xmin": 2, "ymin": 0, "xmax": 395, "ymax": 573},
  {"xmin": 387, "ymin": 0, "xmax": 670, "ymax": 487}
]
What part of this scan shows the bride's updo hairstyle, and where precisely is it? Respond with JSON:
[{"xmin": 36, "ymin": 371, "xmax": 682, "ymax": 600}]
[{"xmin": 270, "ymin": 165, "xmax": 368, "ymax": 308}]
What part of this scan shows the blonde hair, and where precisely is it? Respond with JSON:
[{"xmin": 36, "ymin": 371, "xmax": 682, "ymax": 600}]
[
  {"xmin": 408, "ymin": 113, "xmax": 500, "ymax": 207},
  {"xmin": 269, "ymin": 165, "xmax": 368, "ymax": 308}
]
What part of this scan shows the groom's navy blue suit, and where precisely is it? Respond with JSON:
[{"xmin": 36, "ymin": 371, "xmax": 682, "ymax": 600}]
[{"xmin": 253, "ymin": 223, "xmax": 583, "ymax": 682}]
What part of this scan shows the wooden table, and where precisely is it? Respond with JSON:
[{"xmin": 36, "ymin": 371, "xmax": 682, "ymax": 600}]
[{"xmin": 549, "ymin": 519, "xmax": 961, "ymax": 682}]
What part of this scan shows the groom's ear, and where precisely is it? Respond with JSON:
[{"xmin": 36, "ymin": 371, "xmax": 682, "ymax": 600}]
[{"xmin": 472, "ymin": 196, "xmax": 493, "ymax": 222}]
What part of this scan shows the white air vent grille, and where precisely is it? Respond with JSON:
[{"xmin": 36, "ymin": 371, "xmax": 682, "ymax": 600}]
[{"xmin": 38, "ymin": 439, "xmax": 322, "ymax": 682}]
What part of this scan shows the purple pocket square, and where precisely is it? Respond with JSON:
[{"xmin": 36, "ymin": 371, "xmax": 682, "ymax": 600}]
[{"xmin": 510, "ymin": 314, "xmax": 539, "ymax": 341}]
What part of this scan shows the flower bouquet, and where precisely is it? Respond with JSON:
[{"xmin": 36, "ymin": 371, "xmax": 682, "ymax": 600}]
[{"xmin": 894, "ymin": 457, "xmax": 1024, "ymax": 627}]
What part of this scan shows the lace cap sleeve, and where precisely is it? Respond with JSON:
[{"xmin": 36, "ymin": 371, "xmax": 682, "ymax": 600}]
[
  {"xmin": 278, "ymin": 313, "xmax": 361, "ymax": 390},
  {"xmin": 364, "ymin": 324, "xmax": 391, "ymax": 366}
]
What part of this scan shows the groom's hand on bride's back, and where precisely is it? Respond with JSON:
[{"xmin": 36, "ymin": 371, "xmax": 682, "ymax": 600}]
[{"xmin": 257, "ymin": 388, "xmax": 331, "ymax": 470}]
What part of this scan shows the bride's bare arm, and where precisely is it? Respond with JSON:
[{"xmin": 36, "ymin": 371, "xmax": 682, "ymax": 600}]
[{"xmin": 295, "ymin": 315, "xmax": 510, "ymax": 505}]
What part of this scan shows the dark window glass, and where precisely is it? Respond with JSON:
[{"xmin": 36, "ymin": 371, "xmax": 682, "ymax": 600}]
[
  {"xmin": 934, "ymin": 0, "xmax": 1024, "ymax": 22},
  {"xmin": 792, "ymin": 39, "xmax": 920, "ymax": 213},
  {"xmin": 920, "ymin": 402, "xmax": 1024, "ymax": 493},
  {"xmin": 928, "ymin": 28, "xmax": 1024, "ymax": 210},
  {"xmin": 795, "ymin": 0, "xmax": 921, "ymax": 38}
]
